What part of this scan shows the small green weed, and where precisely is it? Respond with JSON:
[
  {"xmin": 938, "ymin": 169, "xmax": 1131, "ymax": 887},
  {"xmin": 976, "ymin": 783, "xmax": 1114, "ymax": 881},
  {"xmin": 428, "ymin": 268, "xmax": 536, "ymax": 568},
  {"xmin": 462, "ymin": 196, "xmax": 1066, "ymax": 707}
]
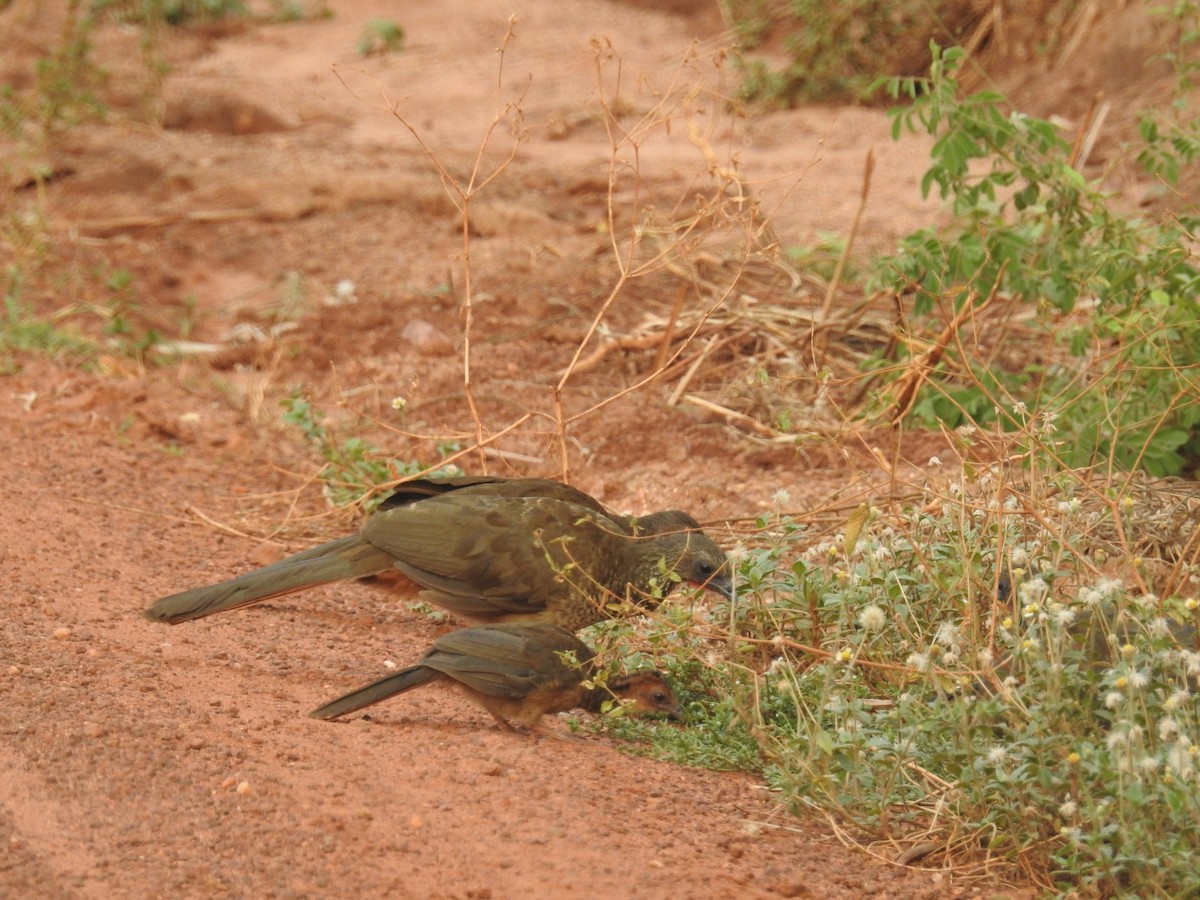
[
  {"xmin": 357, "ymin": 19, "xmax": 405, "ymax": 57},
  {"xmin": 0, "ymin": 268, "xmax": 97, "ymax": 372},
  {"xmin": 280, "ymin": 395, "xmax": 459, "ymax": 508}
]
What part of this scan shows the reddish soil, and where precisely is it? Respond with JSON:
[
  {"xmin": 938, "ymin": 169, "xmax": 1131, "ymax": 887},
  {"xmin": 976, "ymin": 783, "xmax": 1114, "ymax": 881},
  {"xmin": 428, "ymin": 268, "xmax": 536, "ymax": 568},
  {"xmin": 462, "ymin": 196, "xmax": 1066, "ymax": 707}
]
[{"xmin": 1, "ymin": 1, "xmax": 1174, "ymax": 896}]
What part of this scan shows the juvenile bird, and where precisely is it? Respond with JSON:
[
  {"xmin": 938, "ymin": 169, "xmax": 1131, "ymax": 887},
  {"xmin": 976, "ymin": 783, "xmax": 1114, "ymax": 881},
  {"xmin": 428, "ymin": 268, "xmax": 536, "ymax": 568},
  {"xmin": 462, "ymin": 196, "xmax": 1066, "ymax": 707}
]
[
  {"xmin": 310, "ymin": 623, "xmax": 682, "ymax": 732},
  {"xmin": 145, "ymin": 477, "xmax": 732, "ymax": 630}
]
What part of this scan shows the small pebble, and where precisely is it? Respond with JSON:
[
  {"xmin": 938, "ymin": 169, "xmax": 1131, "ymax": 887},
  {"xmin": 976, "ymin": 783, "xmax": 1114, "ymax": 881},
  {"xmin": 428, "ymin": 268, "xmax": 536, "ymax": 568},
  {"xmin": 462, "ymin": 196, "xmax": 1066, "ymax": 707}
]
[
  {"xmin": 53, "ymin": 627, "xmax": 71, "ymax": 641},
  {"xmin": 236, "ymin": 781, "xmax": 251, "ymax": 795},
  {"xmin": 82, "ymin": 722, "xmax": 104, "ymax": 738}
]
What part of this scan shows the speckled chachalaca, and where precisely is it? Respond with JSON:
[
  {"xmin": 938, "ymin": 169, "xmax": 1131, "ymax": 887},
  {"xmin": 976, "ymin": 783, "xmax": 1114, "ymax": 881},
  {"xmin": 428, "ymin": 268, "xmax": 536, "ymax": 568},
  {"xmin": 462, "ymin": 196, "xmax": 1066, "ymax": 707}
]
[
  {"xmin": 145, "ymin": 476, "xmax": 732, "ymax": 630},
  {"xmin": 309, "ymin": 622, "xmax": 682, "ymax": 730}
]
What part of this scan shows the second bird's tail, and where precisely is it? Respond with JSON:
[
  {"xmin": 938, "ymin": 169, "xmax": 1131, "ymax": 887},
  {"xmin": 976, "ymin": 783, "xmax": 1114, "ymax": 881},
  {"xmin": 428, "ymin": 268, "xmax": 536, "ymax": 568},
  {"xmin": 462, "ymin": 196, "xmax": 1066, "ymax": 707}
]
[{"xmin": 309, "ymin": 665, "xmax": 434, "ymax": 719}]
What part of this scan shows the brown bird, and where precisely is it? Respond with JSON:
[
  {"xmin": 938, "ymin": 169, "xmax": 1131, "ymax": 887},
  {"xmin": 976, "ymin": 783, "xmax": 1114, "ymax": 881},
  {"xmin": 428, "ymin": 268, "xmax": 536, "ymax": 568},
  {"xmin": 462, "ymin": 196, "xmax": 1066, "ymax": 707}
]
[
  {"xmin": 310, "ymin": 623, "xmax": 682, "ymax": 732},
  {"xmin": 145, "ymin": 476, "xmax": 732, "ymax": 630}
]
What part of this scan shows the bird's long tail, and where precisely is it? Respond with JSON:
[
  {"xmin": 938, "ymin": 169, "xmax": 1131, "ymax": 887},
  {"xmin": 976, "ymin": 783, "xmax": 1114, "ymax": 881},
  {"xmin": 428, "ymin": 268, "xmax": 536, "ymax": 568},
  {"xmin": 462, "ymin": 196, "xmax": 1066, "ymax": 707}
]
[
  {"xmin": 309, "ymin": 665, "xmax": 434, "ymax": 719},
  {"xmin": 144, "ymin": 536, "xmax": 395, "ymax": 624}
]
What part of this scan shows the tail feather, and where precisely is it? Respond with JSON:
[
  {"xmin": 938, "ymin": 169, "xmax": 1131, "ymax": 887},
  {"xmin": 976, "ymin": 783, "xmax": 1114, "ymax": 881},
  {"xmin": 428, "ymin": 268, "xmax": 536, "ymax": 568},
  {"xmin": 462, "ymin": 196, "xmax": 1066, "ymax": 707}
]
[
  {"xmin": 144, "ymin": 536, "xmax": 394, "ymax": 625},
  {"xmin": 309, "ymin": 665, "xmax": 435, "ymax": 719}
]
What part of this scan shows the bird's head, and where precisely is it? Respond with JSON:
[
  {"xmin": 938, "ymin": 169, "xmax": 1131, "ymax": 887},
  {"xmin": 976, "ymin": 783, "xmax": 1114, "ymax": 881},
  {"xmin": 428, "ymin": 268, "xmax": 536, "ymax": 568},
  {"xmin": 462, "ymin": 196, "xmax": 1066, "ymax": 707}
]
[
  {"xmin": 607, "ymin": 669, "xmax": 684, "ymax": 721},
  {"xmin": 633, "ymin": 510, "xmax": 735, "ymax": 603}
]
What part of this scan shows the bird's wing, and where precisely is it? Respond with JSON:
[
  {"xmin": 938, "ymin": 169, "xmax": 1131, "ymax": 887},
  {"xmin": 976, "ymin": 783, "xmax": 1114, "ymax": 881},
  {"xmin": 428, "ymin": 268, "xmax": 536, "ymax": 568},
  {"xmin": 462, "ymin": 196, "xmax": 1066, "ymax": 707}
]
[
  {"xmin": 378, "ymin": 476, "xmax": 616, "ymax": 518},
  {"xmin": 421, "ymin": 625, "xmax": 592, "ymax": 699},
  {"xmin": 362, "ymin": 495, "xmax": 624, "ymax": 614}
]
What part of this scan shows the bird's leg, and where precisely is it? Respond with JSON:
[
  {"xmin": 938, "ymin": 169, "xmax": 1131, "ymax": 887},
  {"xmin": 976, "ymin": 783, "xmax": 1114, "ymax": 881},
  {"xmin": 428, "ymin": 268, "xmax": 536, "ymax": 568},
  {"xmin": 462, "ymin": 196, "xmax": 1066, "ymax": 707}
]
[{"xmin": 487, "ymin": 711, "xmax": 522, "ymax": 733}]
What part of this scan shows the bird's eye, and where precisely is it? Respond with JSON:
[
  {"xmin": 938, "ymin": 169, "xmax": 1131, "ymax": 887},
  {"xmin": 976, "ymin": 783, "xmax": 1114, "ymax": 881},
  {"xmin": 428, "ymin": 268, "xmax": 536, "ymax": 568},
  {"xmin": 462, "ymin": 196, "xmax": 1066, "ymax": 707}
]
[
  {"xmin": 696, "ymin": 561, "xmax": 714, "ymax": 578},
  {"xmin": 652, "ymin": 691, "xmax": 667, "ymax": 703}
]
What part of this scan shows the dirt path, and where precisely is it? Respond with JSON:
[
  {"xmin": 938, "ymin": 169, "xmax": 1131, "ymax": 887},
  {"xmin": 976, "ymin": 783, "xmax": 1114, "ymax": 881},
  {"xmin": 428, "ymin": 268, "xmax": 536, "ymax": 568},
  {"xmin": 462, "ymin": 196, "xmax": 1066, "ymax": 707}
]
[{"xmin": 0, "ymin": 1, "xmax": 1027, "ymax": 897}]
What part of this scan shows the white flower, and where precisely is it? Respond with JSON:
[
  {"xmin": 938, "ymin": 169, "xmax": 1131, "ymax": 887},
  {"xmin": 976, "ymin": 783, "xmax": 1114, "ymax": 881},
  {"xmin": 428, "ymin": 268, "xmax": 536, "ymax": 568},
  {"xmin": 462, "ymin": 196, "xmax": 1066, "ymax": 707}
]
[
  {"xmin": 934, "ymin": 622, "xmax": 959, "ymax": 647},
  {"xmin": 907, "ymin": 652, "xmax": 931, "ymax": 673},
  {"xmin": 1104, "ymin": 691, "xmax": 1124, "ymax": 709},
  {"xmin": 1079, "ymin": 588, "xmax": 1103, "ymax": 607},
  {"xmin": 1058, "ymin": 799, "xmax": 1077, "ymax": 817},
  {"xmin": 1128, "ymin": 670, "xmax": 1149, "ymax": 690},
  {"xmin": 1159, "ymin": 717, "xmax": 1180, "ymax": 742},
  {"xmin": 1150, "ymin": 618, "xmax": 1173, "ymax": 638},
  {"xmin": 1010, "ymin": 547, "xmax": 1029, "ymax": 567},
  {"xmin": 1106, "ymin": 730, "xmax": 1128, "ymax": 750},
  {"xmin": 928, "ymin": 455, "xmax": 942, "ymax": 467},
  {"xmin": 1053, "ymin": 607, "xmax": 1077, "ymax": 628},
  {"xmin": 1018, "ymin": 578, "xmax": 1049, "ymax": 605},
  {"xmin": 771, "ymin": 488, "xmax": 791, "ymax": 507},
  {"xmin": 986, "ymin": 746, "xmax": 1008, "ymax": 765},
  {"xmin": 1139, "ymin": 756, "xmax": 1160, "ymax": 774},
  {"xmin": 1164, "ymin": 690, "xmax": 1190, "ymax": 712},
  {"xmin": 1056, "ymin": 499, "xmax": 1081, "ymax": 514},
  {"xmin": 858, "ymin": 605, "xmax": 886, "ymax": 632},
  {"xmin": 765, "ymin": 657, "xmax": 789, "ymax": 677},
  {"xmin": 1096, "ymin": 578, "xmax": 1124, "ymax": 599},
  {"xmin": 1167, "ymin": 739, "xmax": 1195, "ymax": 778}
]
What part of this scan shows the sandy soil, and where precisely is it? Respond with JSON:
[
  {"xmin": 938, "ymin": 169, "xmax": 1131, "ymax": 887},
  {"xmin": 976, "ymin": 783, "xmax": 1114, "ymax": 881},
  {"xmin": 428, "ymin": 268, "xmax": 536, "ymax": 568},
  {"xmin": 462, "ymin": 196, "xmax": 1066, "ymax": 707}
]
[{"xmin": 2, "ymin": 0, "xmax": 1173, "ymax": 896}]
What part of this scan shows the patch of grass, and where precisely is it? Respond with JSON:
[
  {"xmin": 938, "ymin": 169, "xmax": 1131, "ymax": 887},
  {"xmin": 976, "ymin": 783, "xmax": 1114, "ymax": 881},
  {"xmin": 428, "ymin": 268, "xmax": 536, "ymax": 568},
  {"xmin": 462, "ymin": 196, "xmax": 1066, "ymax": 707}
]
[
  {"xmin": 280, "ymin": 395, "xmax": 460, "ymax": 509},
  {"xmin": 603, "ymin": 461, "xmax": 1200, "ymax": 893},
  {"xmin": 1, "ymin": 0, "xmax": 109, "ymax": 138},
  {"xmin": 0, "ymin": 268, "xmax": 98, "ymax": 372},
  {"xmin": 357, "ymin": 18, "xmax": 405, "ymax": 57},
  {"xmin": 599, "ymin": 32, "xmax": 1200, "ymax": 892},
  {"xmin": 727, "ymin": 0, "xmax": 983, "ymax": 106}
]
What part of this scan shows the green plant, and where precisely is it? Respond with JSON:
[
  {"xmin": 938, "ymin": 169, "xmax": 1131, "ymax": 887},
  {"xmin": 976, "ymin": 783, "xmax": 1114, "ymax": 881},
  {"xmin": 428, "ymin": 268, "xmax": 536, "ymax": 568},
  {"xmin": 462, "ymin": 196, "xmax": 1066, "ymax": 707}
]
[
  {"xmin": 0, "ymin": 267, "xmax": 98, "ymax": 372},
  {"xmin": 1, "ymin": 0, "xmax": 109, "ymax": 137},
  {"xmin": 641, "ymin": 465, "xmax": 1200, "ymax": 893},
  {"xmin": 280, "ymin": 395, "xmax": 459, "ymax": 508},
  {"xmin": 357, "ymin": 18, "xmax": 405, "ymax": 57},
  {"xmin": 873, "ymin": 44, "xmax": 1200, "ymax": 475},
  {"xmin": 730, "ymin": 0, "xmax": 973, "ymax": 107},
  {"xmin": 1136, "ymin": 0, "xmax": 1200, "ymax": 187}
]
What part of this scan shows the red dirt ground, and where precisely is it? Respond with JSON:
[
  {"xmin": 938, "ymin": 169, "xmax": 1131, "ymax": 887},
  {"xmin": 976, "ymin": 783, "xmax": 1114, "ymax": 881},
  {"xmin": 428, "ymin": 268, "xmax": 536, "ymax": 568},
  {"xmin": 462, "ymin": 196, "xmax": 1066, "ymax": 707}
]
[{"xmin": 1, "ymin": 1, "xmax": 1176, "ymax": 896}]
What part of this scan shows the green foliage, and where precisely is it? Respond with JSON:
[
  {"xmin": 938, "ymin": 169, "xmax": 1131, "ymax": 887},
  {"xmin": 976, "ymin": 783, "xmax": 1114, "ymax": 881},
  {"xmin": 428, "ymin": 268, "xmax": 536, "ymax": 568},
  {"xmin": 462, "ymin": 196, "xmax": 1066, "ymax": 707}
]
[
  {"xmin": 729, "ymin": 0, "xmax": 969, "ymax": 106},
  {"xmin": 357, "ymin": 18, "xmax": 405, "ymax": 57},
  {"xmin": 784, "ymin": 232, "xmax": 852, "ymax": 282},
  {"xmin": 658, "ymin": 475, "xmax": 1200, "ymax": 894},
  {"xmin": 0, "ymin": 264, "xmax": 169, "ymax": 371},
  {"xmin": 279, "ymin": 395, "xmax": 460, "ymax": 508},
  {"xmin": 874, "ymin": 44, "xmax": 1200, "ymax": 475},
  {"xmin": 91, "ymin": 0, "xmax": 249, "ymax": 26},
  {"xmin": 1136, "ymin": 0, "xmax": 1200, "ymax": 187},
  {"xmin": 0, "ymin": 0, "xmax": 108, "ymax": 137},
  {"xmin": 0, "ymin": 268, "xmax": 97, "ymax": 373}
]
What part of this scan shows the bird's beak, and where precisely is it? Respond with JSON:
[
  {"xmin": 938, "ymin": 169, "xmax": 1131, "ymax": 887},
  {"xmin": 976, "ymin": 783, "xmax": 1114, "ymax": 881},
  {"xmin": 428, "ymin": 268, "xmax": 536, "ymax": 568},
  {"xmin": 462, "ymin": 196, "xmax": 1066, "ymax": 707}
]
[
  {"xmin": 700, "ymin": 573, "xmax": 735, "ymax": 603},
  {"xmin": 667, "ymin": 703, "xmax": 686, "ymax": 723}
]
